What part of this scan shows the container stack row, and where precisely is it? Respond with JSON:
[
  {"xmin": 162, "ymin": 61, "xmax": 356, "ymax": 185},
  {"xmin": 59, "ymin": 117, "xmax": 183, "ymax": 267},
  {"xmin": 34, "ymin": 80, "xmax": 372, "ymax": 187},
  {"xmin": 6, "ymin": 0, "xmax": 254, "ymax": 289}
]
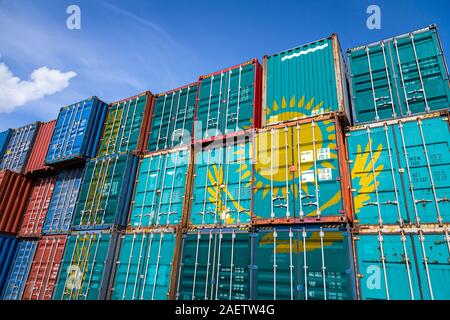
[{"xmin": 0, "ymin": 24, "xmax": 449, "ymax": 300}]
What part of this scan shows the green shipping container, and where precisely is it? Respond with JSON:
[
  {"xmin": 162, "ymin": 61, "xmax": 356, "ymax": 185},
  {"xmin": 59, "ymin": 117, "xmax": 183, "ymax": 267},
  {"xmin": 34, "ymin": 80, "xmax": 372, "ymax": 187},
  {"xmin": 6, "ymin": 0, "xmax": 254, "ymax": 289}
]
[
  {"xmin": 97, "ymin": 92, "xmax": 153, "ymax": 157},
  {"xmin": 252, "ymin": 226, "xmax": 355, "ymax": 300},
  {"xmin": 354, "ymin": 228, "xmax": 450, "ymax": 300},
  {"xmin": 189, "ymin": 138, "xmax": 253, "ymax": 226},
  {"xmin": 147, "ymin": 84, "xmax": 197, "ymax": 152},
  {"xmin": 347, "ymin": 25, "xmax": 450, "ymax": 124},
  {"xmin": 53, "ymin": 231, "xmax": 119, "ymax": 300},
  {"xmin": 263, "ymin": 34, "xmax": 350, "ymax": 125},
  {"xmin": 110, "ymin": 229, "xmax": 178, "ymax": 300},
  {"xmin": 347, "ymin": 113, "xmax": 450, "ymax": 226},
  {"xmin": 72, "ymin": 153, "xmax": 138, "ymax": 230},
  {"xmin": 176, "ymin": 228, "xmax": 251, "ymax": 300}
]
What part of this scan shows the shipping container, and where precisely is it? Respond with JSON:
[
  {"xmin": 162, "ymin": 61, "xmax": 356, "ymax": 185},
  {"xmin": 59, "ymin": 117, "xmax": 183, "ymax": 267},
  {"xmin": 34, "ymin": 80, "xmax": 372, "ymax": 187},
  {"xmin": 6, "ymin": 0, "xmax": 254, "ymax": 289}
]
[
  {"xmin": 18, "ymin": 176, "xmax": 57, "ymax": 237},
  {"xmin": 194, "ymin": 59, "xmax": 262, "ymax": 143},
  {"xmin": 45, "ymin": 97, "xmax": 108, "ymax": 166},
  {"xmin": 347, "ymin": 112, "xmax": 450, "ymax": 226},
  {"xmin": 0, "ymin": 170, "xmax": 32, "ymax": 234},
  {"xmin": 129, "ymin": 148, "xmax": 191, "ymax": 228},
  {"xmin": 253, "ymin": 114, "xmax": 352, "ymax": 225},
  {"xmin": 42, "ymin": 167, "xmax": 85, "ymax": 234},
  {"xmin": 72, "ymin": 154, "xmax": 138, "ymax": 230},
  {"xmin": 176, "ymin": 228, "xmax": 251, "ymax": 300},
  {"xmin": 252, "ymin": 226, "xmax": 355, "ymax": 300},
  {"xmin": 0, "ymin": 123, "xmax": 39, "ymax": 173},
  {"xmin": 22, "ymin": 235, "xmax": 67, "ymax": 300},
  {"xmin": 0, "ymin": 129, "xmax": 12, "ymax": 160},
  {"xmin": 53, "ymin": 231, "xmax": 119, "ymax": 300},
  {"xmin": 189, "ymin": 136, "xmax": 253, "ymax": 227},
  {"xmin": 147, "ymin": 83, "xmax": 197, "ymax": 152},
  {"xmin": 2, "ymin": 240, "xmax": 37, "ymax": 300},
  {"xmin": 353, "ymin": 227, "xmax": 450, "ymax": 300},
  {"xmin": 347, "ymin": 25, "xmax": 450, "ymax": 124},
  {"xmin": 97, "ymin": 91, "xmax": 153, "ymax": 157},
  {"xmin": 110, "ymin": 228, "xmax": 181, "ymax": 300},
  {"xmin": 0, "ymin": 235, "xmax": 19, "ymax": 297},
  {"xmin": 25, "ymin": 120, "xmax": 56, "ymax": 174},
  {"xmin": 263, "ymin": 34, "xmax": 350, "ymax": 126}
]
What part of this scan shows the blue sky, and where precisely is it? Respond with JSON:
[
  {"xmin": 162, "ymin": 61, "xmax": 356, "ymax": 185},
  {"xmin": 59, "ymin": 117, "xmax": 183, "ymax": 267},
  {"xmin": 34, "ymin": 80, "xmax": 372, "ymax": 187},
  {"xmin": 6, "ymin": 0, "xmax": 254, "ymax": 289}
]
[{"xmin": 0, "ymin": 0, "xmax": 449, "ymax": 131}]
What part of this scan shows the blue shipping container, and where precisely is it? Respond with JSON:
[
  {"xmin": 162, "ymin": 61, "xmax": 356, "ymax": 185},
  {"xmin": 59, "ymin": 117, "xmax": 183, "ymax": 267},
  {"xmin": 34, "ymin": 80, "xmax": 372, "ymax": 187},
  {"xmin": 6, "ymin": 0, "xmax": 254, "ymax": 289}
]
[
  {"xmin": 0, "ymin": 129, "xmax": 12, "ymax": 161},
  {"xmin": 42, "ymin": 167, "xmax": 85, "ymax": 234},
  {"xmin": 2, "ymin": 240, "xmax": 37, "ymax": 300},
  {"xmin": 0, "ymin": 235, "xmax": 19, "ymax": 298},
  {"xmin": 0, "ymin": 123, "xmax": 39, "ymax": 173},
  {"xmin": 45, "ymin": 97, "xmax": 108, "ymax": 166}
]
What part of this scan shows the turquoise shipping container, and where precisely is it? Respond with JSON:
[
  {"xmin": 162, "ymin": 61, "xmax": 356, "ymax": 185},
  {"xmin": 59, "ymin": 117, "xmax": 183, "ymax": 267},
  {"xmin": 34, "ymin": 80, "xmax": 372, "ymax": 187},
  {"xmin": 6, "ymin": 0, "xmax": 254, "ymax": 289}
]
[
  {"xmin": 263, "ymin": 34, "xmax": 350, "ymax": 126},
  {"xmin": 252, "ymin": 226, "xmax": 356, "ymax": 300},
  {"xmin": 347, "ymin": 25, "xmax": 450, "ymax": 124},
  {"xmin": 72, "ymin": 153, "xmax": 138, "ymax": 230},
  {"xmin": 147, "ymin": 84, "xmax": 197, "ymax": 152},
  {"xmin": 194, "ymin": 59, "xmax": 262, "ymax": 143},
  {"xmin": 53, "ymin": 231, "xmax": 119, "ymax": 300},
  {"xmin": 128, "ymin": 148, "xmax": 191, "ymax": 228},
  {"xmin": 176, "ymin": 228, "xmax": 251, "ymax": 300},
  {"xmin": 189, "ymin": 137, "xmax": 253, "ymax": 227},
  {"xmin": 347, "ymin": 112, "xmax": 450, "ymax": 226},
  {"xmin": 110, "ymin": 228, "xmax": 180, "ymax": 300},
  {"xmin": 354, "ymin": 227, "xmax": 450, "ymax": 300}
]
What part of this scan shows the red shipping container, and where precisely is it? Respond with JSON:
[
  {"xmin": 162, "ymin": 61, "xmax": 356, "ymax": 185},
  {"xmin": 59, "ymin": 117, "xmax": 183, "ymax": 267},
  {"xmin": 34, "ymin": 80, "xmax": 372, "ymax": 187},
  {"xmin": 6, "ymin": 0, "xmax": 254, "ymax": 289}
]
[
  {"xmin": 22, "ymin": 235, "xmax": 67, "ymax": 300},
  {"xmin": 0, "ymin": 170, "xmax": 32, "ymax": 234},
  {"xmin": 25, "ymin": 120, "xmax": 56, "ymax": 174},
  {"xmin": 18, "ymin": 176, "xmax": 57, "ymax": 237}
]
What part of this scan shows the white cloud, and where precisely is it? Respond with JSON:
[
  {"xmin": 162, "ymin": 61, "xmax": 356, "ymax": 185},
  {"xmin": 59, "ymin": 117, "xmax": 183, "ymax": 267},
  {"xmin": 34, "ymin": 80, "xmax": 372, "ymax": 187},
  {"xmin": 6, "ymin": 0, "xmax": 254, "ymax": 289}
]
[{"xmin": 0, "ymin": 62, "xmax": 77, "ymax": 113}]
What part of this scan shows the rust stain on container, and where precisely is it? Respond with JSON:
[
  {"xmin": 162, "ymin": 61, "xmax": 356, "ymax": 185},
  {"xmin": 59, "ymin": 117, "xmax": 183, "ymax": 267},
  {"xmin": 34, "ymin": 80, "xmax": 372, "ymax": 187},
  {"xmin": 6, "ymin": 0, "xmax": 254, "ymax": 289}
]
[
  {"xmin": 18, "ymin": 176, "xmax": 57, "ymax": 238},
  {"xmin": 22, "ymin": 235, "xmax": 67, "ymax": 300},
  {"xmin": 0, "ymin": 170, "xmax": 33, "ymax": 234},
  {"xmin": 25, "ymin": 120, "xmax": 56, "ymax": 174}
]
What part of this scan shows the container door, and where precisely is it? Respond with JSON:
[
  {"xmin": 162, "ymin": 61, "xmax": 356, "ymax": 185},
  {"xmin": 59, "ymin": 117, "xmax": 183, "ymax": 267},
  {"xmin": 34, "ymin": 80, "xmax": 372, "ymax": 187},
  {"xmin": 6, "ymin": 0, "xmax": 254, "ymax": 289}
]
[
  {"xmin": 348, "ymin": 124, "xmax": 408, "ymax": 225},
  {"xmin": 413, "ymin": 232, "xmax": 450, "ymax": 300},
  {"xmin": 355, "ymin": 233, "xmax": 421, "ymax": 300},
  {"xmin": 176, "ymin": 231, "xmax": 250, "ymax": 300},
  {"xmin": 54, "ymin": 233, "xmax": 111, "ymax": 300},
  {"xmin": 394, "ymin": 117, "xmax": 450, "ymax": 224},
  {"xmin": 253, "ymin": 127, "xmax": 296, "ymax": 220},
  {"xmin": 98, "ymin": 103, "xmax": 125, "ymax": 156},
  {"xmin": 389, "ymin": 28, "xmax": 450, "ymax": 117},
  {"xmin": 150, "ymin": 94, "xmax": 177, "ymax": 151}
]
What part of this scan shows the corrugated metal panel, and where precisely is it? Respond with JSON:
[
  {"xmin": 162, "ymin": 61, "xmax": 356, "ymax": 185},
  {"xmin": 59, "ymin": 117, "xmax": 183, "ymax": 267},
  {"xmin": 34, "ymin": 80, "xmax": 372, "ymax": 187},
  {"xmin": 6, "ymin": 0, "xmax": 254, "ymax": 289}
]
[
  {"xmin": 253, "ymin": 114, "xmax": 352, "ymax": 224},
  {"xmin": 129, "ymin": 148, "xmax": 190, "ymax": 228},
  {"xmin": 190, "ymin": 138, "xmax": 253, "ymax": 226},
  {"xmin": 110, "ymin": 229, "xmax": 178, "ymax": 300},
  {"xmin": 25, "ymin": 120, "xmax": 56, "ymax": 174},
  {"xmin": 253, "ymin": 226, "xmax": 355, "ymax": 300},
  {"xmin": 194, "ymin": 59, "xmax": 262, "ymax": 143},
  {"xmin": 22, "ymin": 235, "xmax": 67, "ymax": 300},
  {"xmin": 347, "ymin": 112, "xmax": 450, "ymax": 225},
  {"xmin": 0, "ymin": 235, "xmax": 19, "ymax": 298},
  {"xmin": 263, "ymin": 35, "xmax": 350, "ymax": 125},
  {"xmin": 18, "ymin": 176, "xmax": 57, "ymax": 237},
  {"xmin": 354, "ymin": 228, "xmax": 450, "ymax": 300},
  {"xmin": 0, "ymin": 170, "xmax": 33, "ymax": 234},
  {"xmin": 45, "ymin": 97, "xmax": 108, "ymax": 166},
  {"xmin": 53, "ymin": 231, "xmax": 119, "ymax": 300},
  {"xmin": 348, "ymin": 25, "xmax": 450, "ymax": 124},
  {"xmin": 97, "ymin": 91, "xmax": 153, "ymax": 157},
  {"xmin": 42, "ymin": 167, "xmax": 84, "ymax": 234},
  {"xmin": 148, "ymin": 83, "xmax": 197, "ymax": 152},
  {"xmin": 2, "ymin": 240, "xmax": 37, "ymax": 300},
  {"xmin": 0, "ymin": 129, "xmax": 12, "ymax": 160},
  {"xmin": 176, "ymin": 228, "xmax": 251, "ymax": 300},
  {"xmin": 72, "ymin": 154, "xmax": 138, "ymax": 230},
  {"xmin": 0, "ymin": 123, "xmax": 39, "ymax": 173}
]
